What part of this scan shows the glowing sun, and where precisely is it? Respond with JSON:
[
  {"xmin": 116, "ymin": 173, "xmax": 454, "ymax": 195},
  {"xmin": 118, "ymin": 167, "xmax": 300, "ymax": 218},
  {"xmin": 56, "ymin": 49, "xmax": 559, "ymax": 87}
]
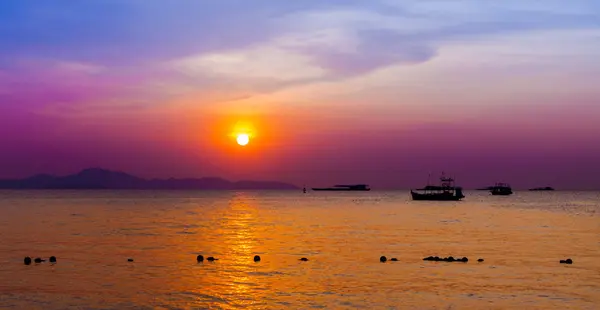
[{"xmin": 236, "ymin": 133, "xmax": 250, "ymax": 146}]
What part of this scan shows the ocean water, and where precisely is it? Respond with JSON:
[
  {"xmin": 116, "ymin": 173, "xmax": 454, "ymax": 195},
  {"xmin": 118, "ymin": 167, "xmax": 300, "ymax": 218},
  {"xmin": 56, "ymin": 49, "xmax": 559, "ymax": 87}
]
[{"xmin": 0, "ymin": 190, "xmax": 598, "ymax": 309}]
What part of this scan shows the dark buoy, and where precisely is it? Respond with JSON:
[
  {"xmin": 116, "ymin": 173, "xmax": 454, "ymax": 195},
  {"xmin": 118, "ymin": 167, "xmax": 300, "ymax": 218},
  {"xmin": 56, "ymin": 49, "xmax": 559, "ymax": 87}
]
[
  {"xmin": 390, "ymin": 258, "xmax": 398, "ymax": 261},
  {"xmin": 207, "ymin": 257, "xmax": 217, "ymax": 262},
  {"xmin": 566, "ymin": 258, "xmax": 573, "ymax": 264},
  {"xmin": 127, "ymin": 258, "xmax": 134, "ymax": 262},
  {"xmin": 300, "ymin": 257, "xmax": 309, "ymax": 261},
  {"xmin": 24, "ymin": 257, "xmax": 32, "ymax": 265},
  {"xmin": 447, "ymin": 256, "xmax": 455, "ymax": 262},
  {"xmin": 49, "ymin": 256, "xmax": 57, "ymax": 263},
  {"xmin": 477, "ymin": 258, "xmax": 484, "ymax": 262},
  {"xmin": 34, "ymin": 258, "xmax": 45, "ymax": 263},
  {"xmin": 433, "ymin": 256, "xmax": 441, "ymax": 261},
  {"xmin": 197, "ymin": 255, "xmax": 204, "ymax": 262},
  {"xmin": 254, "ymin": 255, "xmax": 261, "ymax": 262},
  {"xmin": 460, "ymin": 257, "xmax": 468, "ymax": 263},
  {"xmin": 423, "ymin": 256, "xmax": 434, "ymax": 261},
  {"xmin": 380, "ymin": 256, "xmax": 387, "ymax": 263}
]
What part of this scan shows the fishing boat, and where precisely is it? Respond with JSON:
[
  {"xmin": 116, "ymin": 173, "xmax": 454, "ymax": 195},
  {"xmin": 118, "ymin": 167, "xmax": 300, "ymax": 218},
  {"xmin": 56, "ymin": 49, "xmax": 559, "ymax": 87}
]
[
  {"xmin": 410, "ymin": 174, "xmax": 465, "ymax": 201},
  {"xmin": 490, "ymin": 182, "xmax": 513, "ymax": 195},
  {"xmin": 312, "ymin": 184, "xmax": 371, "ymax": 191}
]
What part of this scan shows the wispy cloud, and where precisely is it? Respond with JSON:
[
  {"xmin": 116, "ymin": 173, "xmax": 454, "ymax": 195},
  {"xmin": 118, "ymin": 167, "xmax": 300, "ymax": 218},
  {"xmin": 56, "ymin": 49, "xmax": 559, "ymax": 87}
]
[
  {"xmin": 1, "ymin": 0, "xmax": 599, "ymax": 114},
  {"xmin": 163, "ymin": 0, "xmax": 600, "ymax": 97}
]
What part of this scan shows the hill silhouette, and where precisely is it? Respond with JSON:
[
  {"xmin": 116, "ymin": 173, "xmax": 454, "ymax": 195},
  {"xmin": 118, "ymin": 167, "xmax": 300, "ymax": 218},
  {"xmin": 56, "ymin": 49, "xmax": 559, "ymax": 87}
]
[{"xmin": 0, "ymin": 168, "xmax": 299, "ymax": 190}]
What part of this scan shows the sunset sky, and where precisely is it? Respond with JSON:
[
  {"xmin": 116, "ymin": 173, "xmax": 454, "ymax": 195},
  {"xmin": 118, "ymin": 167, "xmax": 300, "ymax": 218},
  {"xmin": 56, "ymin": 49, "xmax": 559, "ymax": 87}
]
[{"xmin": 1, "ymin": 0, "xmax": 599, "ymax": 189}]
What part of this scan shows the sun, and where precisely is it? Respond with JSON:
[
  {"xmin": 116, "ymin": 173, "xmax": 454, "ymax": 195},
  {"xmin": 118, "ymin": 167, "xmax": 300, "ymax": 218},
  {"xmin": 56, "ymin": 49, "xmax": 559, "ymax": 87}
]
[{"xmin": 236, "ymin": 133, "xmax": 250, "ymax": 146}]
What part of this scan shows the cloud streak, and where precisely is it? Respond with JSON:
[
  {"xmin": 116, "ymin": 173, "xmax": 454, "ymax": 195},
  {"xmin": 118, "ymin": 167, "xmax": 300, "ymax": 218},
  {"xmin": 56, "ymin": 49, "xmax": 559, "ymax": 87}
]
[
  {"xmin": 2, "ymin": 0, "xmax": 598, "ymax": 100},
  {"xmin": 162, "ymin": 0, "xmax": 600, "ymax": 96}
]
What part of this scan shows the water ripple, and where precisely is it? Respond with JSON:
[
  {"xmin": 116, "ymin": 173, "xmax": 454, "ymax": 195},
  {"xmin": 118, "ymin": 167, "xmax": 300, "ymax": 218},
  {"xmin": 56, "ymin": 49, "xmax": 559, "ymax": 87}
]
[{"xmin": 0, "ymin": 190, "xmax": 598, "ymax": 309}]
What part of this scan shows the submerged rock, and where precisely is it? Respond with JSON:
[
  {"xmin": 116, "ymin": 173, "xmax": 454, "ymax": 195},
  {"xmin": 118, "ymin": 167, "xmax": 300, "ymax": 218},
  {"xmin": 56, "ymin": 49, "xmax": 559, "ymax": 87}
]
[
  {"xmin": 566, "ymin": 258, "xmax": 573, "ymax": 264},
  {"xmin": 560, "ymin": 258, "xmax": 573, "ymax": 264},
  {"xmin": 300, "ymin": 257, "xmax": 309, "ymax": 261},
  {"xmin": 424, "ymin": 255, "xmax": 468, "ymax": 263},
  {"xmin": 390, "ymin": 258, "xmax": 398, "ymax": 261}
]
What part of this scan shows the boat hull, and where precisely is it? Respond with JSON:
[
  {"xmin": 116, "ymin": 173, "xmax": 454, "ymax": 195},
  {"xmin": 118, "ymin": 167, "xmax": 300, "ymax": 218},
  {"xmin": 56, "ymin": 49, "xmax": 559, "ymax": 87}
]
[
  {"xmin": 312, "ymin": 188, "xmax": 371, "ymax": 191},
  {"xmin": 410, "ymin": 191, "xmax": 463, "ymax": 201},
  {"xmin": 490, "ymin": 183, "xmax": 513, "ymax": 195}
]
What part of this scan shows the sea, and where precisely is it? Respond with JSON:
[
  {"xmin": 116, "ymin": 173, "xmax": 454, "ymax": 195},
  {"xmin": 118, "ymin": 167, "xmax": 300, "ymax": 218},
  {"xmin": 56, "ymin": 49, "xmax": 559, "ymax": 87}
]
[{"xmin": 0, "ymin": 190, "xmax": 598, "ymax": 309}]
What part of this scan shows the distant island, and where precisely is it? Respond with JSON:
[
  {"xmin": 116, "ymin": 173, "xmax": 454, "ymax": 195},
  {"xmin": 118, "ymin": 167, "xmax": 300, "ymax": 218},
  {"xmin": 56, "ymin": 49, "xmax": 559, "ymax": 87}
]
[
  {"xmin": 477, "ymin": 186, "xmax": 556, "ymax": 191},
  {"xmin": 528, "ymin": 186, "xmax": 555, "ymax": 191},
  {"xmin": 0, "ymin": 168, "xmax": 299, "ymax": 190}
]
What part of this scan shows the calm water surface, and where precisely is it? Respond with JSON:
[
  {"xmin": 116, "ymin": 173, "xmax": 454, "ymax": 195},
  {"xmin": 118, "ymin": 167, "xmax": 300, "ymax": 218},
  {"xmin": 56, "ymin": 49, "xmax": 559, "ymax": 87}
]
[{"xmin": 0, "ymin": 190, "xmax": 598, "ymax": 309}]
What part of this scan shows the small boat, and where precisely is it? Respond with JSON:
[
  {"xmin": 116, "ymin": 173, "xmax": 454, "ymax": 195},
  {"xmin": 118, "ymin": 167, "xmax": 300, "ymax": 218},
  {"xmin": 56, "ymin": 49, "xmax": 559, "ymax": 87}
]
[
  {"xmin": 490, "ymin": 183, "xmax": 513, "ymax": 195},
  {"xmin": 312, "ymin": 184, "xmax": 371, "ymax": 191},
  {"xmin": 410, "ymin": 174, "xmax": 465, "ymax": 201},
  {"xmin": 529, "ymin": 186, "xmax": 555, "ymax": 191}
]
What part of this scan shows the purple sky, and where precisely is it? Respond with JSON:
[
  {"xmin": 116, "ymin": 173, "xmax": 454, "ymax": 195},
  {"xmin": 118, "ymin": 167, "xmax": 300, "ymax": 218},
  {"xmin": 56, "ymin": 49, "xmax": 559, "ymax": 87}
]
[{"xmin": 1, "ymin": 0, "xmax": 600, "ymax": 189}]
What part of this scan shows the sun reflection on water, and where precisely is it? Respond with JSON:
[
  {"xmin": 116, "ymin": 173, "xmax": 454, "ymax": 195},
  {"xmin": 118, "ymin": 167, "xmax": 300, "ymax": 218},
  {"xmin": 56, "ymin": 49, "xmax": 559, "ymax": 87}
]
[{"xmin": 208, "ymin": 193, "xmax": 270, "ymax": 308}]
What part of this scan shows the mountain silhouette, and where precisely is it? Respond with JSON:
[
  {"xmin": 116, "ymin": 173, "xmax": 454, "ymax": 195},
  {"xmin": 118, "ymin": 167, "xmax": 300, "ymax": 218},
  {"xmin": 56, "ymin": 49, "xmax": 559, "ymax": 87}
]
[{"xmin": 0, "ymin": 168, "xmax": 299, "ymax": 190}]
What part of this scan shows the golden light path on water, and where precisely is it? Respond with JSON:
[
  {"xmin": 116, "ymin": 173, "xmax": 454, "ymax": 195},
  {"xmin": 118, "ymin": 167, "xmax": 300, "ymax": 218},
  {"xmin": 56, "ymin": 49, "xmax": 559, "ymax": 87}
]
[{"xmin": 0, "ymin": 190, "xmax": 598, "ymax": 309}]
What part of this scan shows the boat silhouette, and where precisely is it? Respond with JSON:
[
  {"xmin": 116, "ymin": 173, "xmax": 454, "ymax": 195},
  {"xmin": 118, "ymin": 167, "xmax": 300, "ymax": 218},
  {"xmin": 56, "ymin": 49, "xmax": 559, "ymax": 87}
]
[
  {"xmin": 490, "ymin": 183, "xmax": 513, "ymax": 195},
  {"xmin": 410, "ymin": 173, "xmax": 465, "ymax": 201},
  {"xmin": 312, "ymin": 184, "xmax": 371, "ymax": 191}
]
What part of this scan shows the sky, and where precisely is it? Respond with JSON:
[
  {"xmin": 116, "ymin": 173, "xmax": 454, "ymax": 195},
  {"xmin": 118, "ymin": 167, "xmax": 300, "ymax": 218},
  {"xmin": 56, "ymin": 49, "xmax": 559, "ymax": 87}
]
[{"xmin": 1, "ymin": 0, "xmax": 600, "ymax": 189}]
